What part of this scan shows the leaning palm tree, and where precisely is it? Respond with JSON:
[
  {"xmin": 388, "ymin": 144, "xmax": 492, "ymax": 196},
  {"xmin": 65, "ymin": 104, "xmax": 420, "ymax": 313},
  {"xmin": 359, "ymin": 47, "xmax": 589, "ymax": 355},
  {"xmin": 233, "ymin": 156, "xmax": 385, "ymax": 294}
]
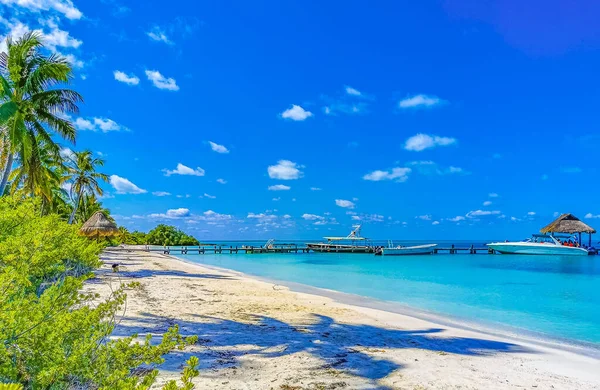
[
  {"xmin": 0, "ymin": 32, "xmax": 82, "ymax": 195},
  {"xmin": 65, "ymin": 150, "xmax": 108, "ymax": 224}
]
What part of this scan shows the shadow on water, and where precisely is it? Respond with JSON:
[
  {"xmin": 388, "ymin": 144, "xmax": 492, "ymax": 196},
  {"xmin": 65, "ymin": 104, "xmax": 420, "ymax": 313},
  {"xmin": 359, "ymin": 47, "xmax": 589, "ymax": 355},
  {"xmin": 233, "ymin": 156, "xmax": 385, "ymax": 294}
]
[{"xmin": 112, "ymin": 312, "xmax": 532, "ymax": 387}]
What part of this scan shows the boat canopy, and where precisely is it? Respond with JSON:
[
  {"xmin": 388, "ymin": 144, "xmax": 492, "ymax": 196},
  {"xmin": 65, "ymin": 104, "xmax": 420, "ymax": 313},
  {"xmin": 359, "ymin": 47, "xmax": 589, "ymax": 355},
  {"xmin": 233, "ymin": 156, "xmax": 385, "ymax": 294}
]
[{"xmin": 323, "ymin": 224, "xmax": 367, "ymax": 241}]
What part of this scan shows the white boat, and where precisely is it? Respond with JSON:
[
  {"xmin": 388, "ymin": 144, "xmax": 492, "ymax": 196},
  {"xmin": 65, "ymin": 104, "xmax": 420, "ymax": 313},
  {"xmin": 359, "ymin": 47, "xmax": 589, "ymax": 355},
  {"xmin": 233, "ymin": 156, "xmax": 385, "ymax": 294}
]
[
  {"xmin": 376, "ymin": 241, "xmax": 437, "ymax": 256},
  {"xmin": 307, "ymin": 225, "xmax": 375, "ymax": 253},
  {"xmin": 487, "ymin": 234, "xmax": 589, "ymax": 256}
]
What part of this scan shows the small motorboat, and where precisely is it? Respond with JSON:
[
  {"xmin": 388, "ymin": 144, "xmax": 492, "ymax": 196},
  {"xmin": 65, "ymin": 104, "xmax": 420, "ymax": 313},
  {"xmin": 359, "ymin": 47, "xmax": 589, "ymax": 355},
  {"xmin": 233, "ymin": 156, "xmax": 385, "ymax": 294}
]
[
  {"xmin": 487, "ymin": 234, "xmax": 589, "ymax": 256},
  {"xmin": 306, "ymin": 225, "xmax": 375, "ymax": 253},
  {"xmin": 376, "ymin": 241, "xmax": 437, "ymax": 256}
]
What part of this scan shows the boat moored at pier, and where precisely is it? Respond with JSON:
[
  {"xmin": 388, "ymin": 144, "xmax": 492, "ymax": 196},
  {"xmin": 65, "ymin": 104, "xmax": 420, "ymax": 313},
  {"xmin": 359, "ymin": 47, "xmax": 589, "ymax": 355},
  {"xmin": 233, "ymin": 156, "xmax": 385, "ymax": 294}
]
[{"xmin": 306, "ymin": 225, "xmax": 375, "ymax": 253}]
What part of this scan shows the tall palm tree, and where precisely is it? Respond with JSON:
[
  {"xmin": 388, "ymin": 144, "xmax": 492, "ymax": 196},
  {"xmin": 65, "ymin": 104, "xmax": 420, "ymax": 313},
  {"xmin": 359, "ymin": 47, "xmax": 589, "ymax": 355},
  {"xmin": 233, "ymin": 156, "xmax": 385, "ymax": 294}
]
[
  {"xmin": 0, "ymin": 32, "xmax": 82, "ymax": 195},
  {"xmin": 65, "ymin": 150, "xmax": 108, "ymax": 224},
  {"xmin": 9, "ymin": 135, "xmax": 65, "ymax": 203}
]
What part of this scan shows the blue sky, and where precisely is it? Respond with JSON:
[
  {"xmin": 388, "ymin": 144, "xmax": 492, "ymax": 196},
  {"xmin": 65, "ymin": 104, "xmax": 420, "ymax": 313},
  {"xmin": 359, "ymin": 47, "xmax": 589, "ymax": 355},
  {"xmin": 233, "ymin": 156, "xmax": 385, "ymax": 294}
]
[{"xmin": 1, "ymin": 0, "xmax": 600, "ymax": 240}]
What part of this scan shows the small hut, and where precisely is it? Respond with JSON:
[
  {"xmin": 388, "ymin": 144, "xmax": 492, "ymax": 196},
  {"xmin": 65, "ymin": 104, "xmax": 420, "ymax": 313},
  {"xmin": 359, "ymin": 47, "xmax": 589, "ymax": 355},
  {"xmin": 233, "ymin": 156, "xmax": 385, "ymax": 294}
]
[
  {"xmin": 540, "ymin": 213, "xmax": 596, "ymax": 247},
  {"xmin": 80, "ymin": 211, "xmax": 119, "ymax": 240}
]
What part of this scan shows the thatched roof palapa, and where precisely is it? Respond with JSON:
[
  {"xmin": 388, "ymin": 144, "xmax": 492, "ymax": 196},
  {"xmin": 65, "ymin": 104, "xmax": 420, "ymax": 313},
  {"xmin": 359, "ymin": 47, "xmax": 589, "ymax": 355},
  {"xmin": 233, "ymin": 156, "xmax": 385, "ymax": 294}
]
[
  {"xmin": 80, "ymin": 211, "xmax": 119, "ymax": 237},
  {"xmin": 540, "ymin": 213, "xmax": 596, "ymax": 234}
]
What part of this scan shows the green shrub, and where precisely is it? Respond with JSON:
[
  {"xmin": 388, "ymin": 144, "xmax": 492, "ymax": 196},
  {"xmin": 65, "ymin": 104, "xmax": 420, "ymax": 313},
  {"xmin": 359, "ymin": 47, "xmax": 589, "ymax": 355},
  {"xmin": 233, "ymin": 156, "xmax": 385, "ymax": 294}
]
[{"xmin": 0, "ymin": 197, "xmax": 198, "ymax": 388}]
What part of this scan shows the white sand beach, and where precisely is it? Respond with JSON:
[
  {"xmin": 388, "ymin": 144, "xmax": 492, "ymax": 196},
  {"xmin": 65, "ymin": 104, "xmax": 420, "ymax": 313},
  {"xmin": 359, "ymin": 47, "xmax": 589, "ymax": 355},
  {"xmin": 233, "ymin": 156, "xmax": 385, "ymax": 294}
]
[{"xmin": 89, "ymin": 249, "xmax": 600, "ymax": 390}]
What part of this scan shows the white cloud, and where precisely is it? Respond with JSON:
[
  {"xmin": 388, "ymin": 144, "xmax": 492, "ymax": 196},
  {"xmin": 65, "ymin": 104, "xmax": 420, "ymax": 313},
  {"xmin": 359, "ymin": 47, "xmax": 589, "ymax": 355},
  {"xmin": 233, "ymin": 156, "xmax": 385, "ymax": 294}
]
[
  {"xmin": 145, "ymin": 70, "xmax": 179, "ymax": 91},
  {"xmin": 363, "ymin": 167, "xmax": 411, "ymax": 182},
  {"xmin": 483, "ymin": 201, "xmax": 492, "ymax": 206},
  {"xmin": 114, "ymin": 70, "xmax": 139, "ymax": 86},
  {"xmin": 203, "ymin": 193, "xmax": 216, "ymax": 199},
  {"xmin": 335, "ymin": 199, "xmax": 355, "ymax": 209},
  {"xmin": 466, "ymin": 210, "xmax": 501, "ymax": 218},
  {"xmin": 247, "ymin": 212, "xmax": 277, "ymax": 221},
  {"xmin": 432, "ymin": 221, "xmax": 440, "ymax": 225},
  {"xmin": 585, "ymin": 213, "xmax": 600, "ymax": 219},
  {"xmin": 489, "ymin": 193, "xmax": 499, "ymax": 198},
  {"xmin": 1, "ymin": 0, "xmax": 83, "ymax": 20},
  {"xmin": 163, "ymin": 163, "xmax": 205, "ymax": 177},
  {"xmin": 110, "ymin": 175, "xmax": 147, "ymax": 194},
  {"xmin": 146, "ymin": 26, "xmax": 172, "ymax": 44},
  {"xmin": 511, "ymin": 216, "xmax": 520, "ymax": 222},
  {"xmin": 75, "ymin": 117, "xmax": 126, "ymax": 132},
  {"xmin": 447, "ymin": 216, "xmax": 465, "ymax": 222},
  {"xmin": 310, "ymin": 187, "xmax": 321, "ymax": 191},
  {"xmin": 398, "ymin": 94, "xmax": 445, "ymax": 109},
  {"xmin": 416, "ymin": 215, "xmax": 432, "ymax": 221},
  {"xmin": 272, "ymin": 197, "xmax": 280, "ymax": 201},
  {"xmin": 527, "ymin": 211, "xmax": 536, "ymax": 216},
  {"xmin": 199, "ymin": 210, "xmax": 232, "ymax": 222},
  {"xmin": 152, "ymin": 191, "xmax": 171, "ymax": 196},
  {"xmin": 280, "ymin": 104, "xmax": 313, "ymax": 121},
  {"xmin": 302, "ymin": 213, "xmax": 324, "ymax": 221},
  {"xmin": 216, "ymin": 178, "xmax": 227, "ymax": 184},
  {"xmin": 208, "ymin": 141, "xmax": 229, "ymax": 154},
  {"xmin": 149, "ymin": 208, "xmax": 190, "ymax": 219},
  {"xmin": 59, "ymin": 146, "xmax": 74, "ymax": 160},
  {"xmin": 268, "ymin": 160, "xmax": 304, "ymax": 180},
  {"xmin": 404, "ymin": 134, "xmax": 457, "ymax": 152},
  {"xmin": 345, "ymin": 85, "xmax": 361, "ymax": 96},
  {"xmin": 268, "ymin": 184, "xmax": 291, "ymax": 191}
]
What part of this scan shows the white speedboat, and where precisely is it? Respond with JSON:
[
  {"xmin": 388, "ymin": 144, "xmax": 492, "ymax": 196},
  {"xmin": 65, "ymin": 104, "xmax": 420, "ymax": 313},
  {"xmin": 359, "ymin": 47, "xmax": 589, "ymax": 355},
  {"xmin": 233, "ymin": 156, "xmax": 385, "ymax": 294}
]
[
  {"xmin": 487, "ymin": 234, "xmax": 588, "ymax": 256},
  {"xmin": 376, "ymin": 241, "xmax": 437, "ymax": 256}
]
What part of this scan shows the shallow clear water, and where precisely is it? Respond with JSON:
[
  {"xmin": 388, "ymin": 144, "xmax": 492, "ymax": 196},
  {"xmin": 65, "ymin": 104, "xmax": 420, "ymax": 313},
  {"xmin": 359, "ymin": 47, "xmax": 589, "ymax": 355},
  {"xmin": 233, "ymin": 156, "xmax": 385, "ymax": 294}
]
[{"xmin": 177, "ymin": 248, "xmax": 600, "ymax": 346}]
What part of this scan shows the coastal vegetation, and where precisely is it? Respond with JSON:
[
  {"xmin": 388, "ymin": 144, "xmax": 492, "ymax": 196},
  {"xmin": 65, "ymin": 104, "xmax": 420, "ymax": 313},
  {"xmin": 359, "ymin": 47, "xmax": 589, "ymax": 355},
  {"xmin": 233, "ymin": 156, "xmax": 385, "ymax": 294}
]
[{"xmin": 0, "ymin": 34, "xmax": 199, "ymax": 388}]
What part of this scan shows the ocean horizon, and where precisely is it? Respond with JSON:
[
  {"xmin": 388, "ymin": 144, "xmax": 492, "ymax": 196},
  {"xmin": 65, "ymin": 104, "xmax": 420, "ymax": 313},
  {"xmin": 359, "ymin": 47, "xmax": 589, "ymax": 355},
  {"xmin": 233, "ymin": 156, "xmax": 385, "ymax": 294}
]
[{"xmin": 176, "ymin": 250, "xmax": 600, "ymax": 349}]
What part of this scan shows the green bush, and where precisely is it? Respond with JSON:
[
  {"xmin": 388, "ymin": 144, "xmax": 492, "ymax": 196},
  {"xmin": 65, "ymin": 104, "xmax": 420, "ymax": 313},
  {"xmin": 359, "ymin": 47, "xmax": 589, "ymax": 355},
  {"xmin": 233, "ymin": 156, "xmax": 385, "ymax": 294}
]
[
  {"xmin": 0, "ymin": 197, "xmax": 198, "ymax": 389},
  {"xmin": 146, "ymin": 225, "xmax": 199, "ymax": 246}
]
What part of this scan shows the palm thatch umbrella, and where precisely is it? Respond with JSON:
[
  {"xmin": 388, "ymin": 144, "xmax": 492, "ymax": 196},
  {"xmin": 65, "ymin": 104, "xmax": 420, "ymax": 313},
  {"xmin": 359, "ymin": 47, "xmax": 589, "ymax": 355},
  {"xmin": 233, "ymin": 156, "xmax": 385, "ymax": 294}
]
[
  {"xmin": 80, "ymin": 211, "xmax": 119, "ymax": 240},
  {"xmin": 540, "ymin": 213, "xmax": 596, "ymax": 246}
]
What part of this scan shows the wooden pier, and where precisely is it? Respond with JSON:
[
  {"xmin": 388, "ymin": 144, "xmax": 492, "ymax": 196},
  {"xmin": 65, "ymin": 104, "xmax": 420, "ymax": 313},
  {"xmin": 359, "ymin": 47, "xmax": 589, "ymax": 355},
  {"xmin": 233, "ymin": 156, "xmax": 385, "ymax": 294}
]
[
  {"xmin": 433, "ymin": 245, "xmax": 495, "ymax": 254},
  {"xmin": 146, "ymin": 243, "xmax": 311, "ymax": 255}
]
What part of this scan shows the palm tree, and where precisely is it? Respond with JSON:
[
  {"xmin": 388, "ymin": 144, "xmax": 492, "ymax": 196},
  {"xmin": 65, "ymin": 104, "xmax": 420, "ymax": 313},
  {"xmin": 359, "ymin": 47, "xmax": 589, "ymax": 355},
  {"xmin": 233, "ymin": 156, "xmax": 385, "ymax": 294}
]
[
  {"xmin": 0, "ymin": 32, "xmax": 82, "ymax": 196},
  {"xmin": 65, "ymin": 150, "xmax": 108, "ymax": 224},
  {"xmin": 9, "ymin": 135, "xmax": 65, "ymax": 203}
]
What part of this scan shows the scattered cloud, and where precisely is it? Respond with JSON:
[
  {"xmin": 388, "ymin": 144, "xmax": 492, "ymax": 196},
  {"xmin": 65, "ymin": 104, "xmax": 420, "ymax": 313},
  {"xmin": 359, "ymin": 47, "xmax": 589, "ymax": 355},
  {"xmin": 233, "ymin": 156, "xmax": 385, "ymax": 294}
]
[
  {"xmin": 489, "ymin": 193, "xmax": 499, "ymax": 198},
  {"xmin": 216, "ymin": 178, "xmax": 227, "ymax": 184},
  {"xmin": 527, "ymin": 211, "xmax": 536, "ymax": 216},
  {"xmin": 268, "ymin": 184, "xmax": 291, "ymax": 191},
  {"xmin": 345, "ymin": 85, "xmax": 362, "ymax": 96},
  {"xmin": 163, "ymin": 163, "xmax": 205, "ymax": 177},
  {"xmin": 335, "ymin": 199, "xmax": 355, "ymax": 209},
  {"xmin": 152, "ymin": 191, "xmax": 171, "ymax": 196},
  {"xmin": 272, "ymin": 197, "xmax": 280, "ymax": 201},
  {"xmin": 1, "ymin": 0, "xmax": 83, "ymax": 20},
  {"xmin": 149, "ymin": 208, "xmax": 190, "ymax": 219},
  {"xmin": 407, "ymin": 161, "xmax": 467, "ymax": 176},
  {"xmin": 146, "ymin": 26, "xmax": 172, "ymax": 44},
  {"xmin": 203, "ymin": 193, "xmax": 216, "ymax": 199},
  {"xmin": 416, "ymin": 215, "xmax": 432, "ymax": 221},
  {"xmin": 302, "ymin": 213, "xmax": 324, "ymax": 221},
  {"xmin": 59, "ymin": 146, "xmax": 74, "ymax": 160},
  {"xmin": 75, "ymin": 117, "xmax": 127, "ymax": 132},
  {"xmin": 351, "ymin": 213, "xmax": 385, "ymax": 222},
  {"xmin": 466, "ymin": 210, "xmax": 501, "ymax": 218},
  {"xmin": 398, "ymin": 94, "xmax": 445, "ymax": 109},
  {"xmin": 109, "ymin": 175, "xmax": 147, "ymax": 194},
  {"xmin": 585, "ymin": 213, "xmax": 600, "ymax": 219},
  {"xmin": 432, "ymin": 221, "xmax": 440, "ymax": 225},
  {"xmin": 145, "ymin": 70, "xmax": 179, "ymax": 91},
  {"xmin": 404, "ymin": 133, "xmax": 457, "ymax": 152},
  {"xmin": 268, "ymin": 160, "xmax": 304, "ymax": 180},
  {"xmin": 310, "ymin": 187, "xmax": 322, "ymax": 191},
  {"xmin": 363, "ymin": 167, "xmax": 411, "ymax": 182},
  {"xmin": 208, "ymin": 141, "xmax": 229, "ymax": 154},
  {"xmin": 113, "ymin": 70, "xmax": 139, "ymax": 85},
  {"xmin": 447, "ymin": 216, "xmax": 465, "ymax": 222},
  {"xmin": 280, "ymin": 104, "xmax": 313, "ymax": 121},
  {"xmin": 483, "ymin": 201, "xmax": 492, "ymax": 206}
]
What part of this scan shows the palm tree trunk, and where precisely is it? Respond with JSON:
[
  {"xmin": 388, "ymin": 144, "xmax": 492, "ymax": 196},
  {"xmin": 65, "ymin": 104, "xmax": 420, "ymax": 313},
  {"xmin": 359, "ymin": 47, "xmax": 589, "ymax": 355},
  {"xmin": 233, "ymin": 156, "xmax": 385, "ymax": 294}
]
[
  {"xmin": 0, "ymin": 152, "xmax": 14, "ymax": 196},
  {"xmin": 68, "ymin": 191, "xmax": 81, "ymax": 224}
]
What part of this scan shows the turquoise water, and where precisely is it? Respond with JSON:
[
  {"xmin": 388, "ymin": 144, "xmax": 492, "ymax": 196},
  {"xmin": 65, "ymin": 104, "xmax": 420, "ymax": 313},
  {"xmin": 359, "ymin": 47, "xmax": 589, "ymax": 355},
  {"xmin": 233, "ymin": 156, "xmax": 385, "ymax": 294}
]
[{"xmin": 177, "ymin": 250, "xmax": 600, "ymax": 346}]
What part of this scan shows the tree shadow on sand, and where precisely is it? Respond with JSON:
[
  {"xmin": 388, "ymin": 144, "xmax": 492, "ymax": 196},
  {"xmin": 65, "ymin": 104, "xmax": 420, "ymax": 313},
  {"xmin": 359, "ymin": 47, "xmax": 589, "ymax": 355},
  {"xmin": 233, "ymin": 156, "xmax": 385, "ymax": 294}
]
[{"xmin": 112, "ymin": 312, "xmax": 533, "ymax": 387}]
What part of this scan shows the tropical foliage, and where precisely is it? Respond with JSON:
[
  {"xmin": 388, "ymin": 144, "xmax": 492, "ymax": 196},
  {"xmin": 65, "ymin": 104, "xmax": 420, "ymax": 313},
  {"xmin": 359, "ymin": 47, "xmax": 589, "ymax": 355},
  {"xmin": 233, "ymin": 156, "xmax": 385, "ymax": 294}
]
[{"xmin": 0, "ymin": 34, "xmax": 200, "ymax": 388}]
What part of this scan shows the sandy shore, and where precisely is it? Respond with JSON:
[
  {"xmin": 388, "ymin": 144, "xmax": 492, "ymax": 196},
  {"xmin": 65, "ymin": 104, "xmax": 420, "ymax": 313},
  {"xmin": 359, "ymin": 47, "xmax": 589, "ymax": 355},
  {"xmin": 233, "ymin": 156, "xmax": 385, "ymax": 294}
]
[{"xmin": 88, "ymin": 249, "xmax": 600, "ymax": 390}]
